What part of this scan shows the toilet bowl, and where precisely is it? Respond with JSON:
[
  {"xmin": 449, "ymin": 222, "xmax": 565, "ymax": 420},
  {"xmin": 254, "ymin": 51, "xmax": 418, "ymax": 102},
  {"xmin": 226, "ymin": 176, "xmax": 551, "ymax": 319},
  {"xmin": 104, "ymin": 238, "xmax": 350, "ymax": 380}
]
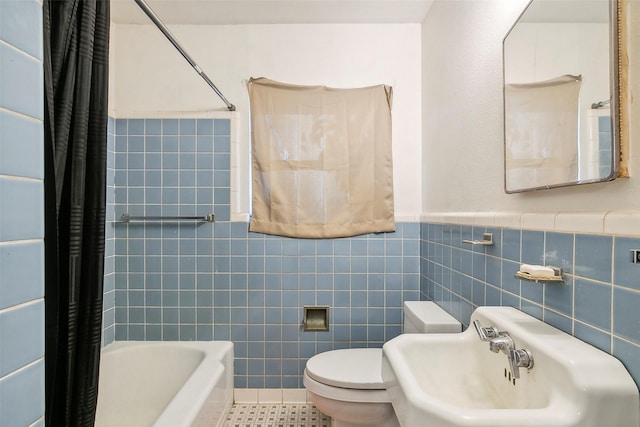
[{"xmin": 303, "ymin": 301, "xmax": 461, "ymax": 427}]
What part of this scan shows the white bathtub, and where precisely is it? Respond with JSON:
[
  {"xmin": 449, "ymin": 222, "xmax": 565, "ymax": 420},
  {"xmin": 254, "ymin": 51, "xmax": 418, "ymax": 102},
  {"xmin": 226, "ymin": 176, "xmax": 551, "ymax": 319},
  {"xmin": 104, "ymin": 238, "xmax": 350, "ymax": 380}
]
[{"xmin": 95, "ymin": 341, "xmax": 233, "ymax": 427}]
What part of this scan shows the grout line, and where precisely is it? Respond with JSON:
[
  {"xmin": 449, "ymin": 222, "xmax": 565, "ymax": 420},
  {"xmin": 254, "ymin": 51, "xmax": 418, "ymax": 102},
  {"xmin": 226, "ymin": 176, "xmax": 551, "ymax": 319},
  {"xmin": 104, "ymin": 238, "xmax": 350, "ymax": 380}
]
[{"xmin": 0, "ymin": 298, "xmax": 43, "ymax": 315}]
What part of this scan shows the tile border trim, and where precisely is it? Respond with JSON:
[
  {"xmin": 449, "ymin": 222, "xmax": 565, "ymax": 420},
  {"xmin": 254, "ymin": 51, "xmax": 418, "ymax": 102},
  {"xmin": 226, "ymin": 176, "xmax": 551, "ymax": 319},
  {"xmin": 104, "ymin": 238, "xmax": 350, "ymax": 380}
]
[{"xmin": 420, "ymin": 211, "xmax": 640, "ymax": 237}]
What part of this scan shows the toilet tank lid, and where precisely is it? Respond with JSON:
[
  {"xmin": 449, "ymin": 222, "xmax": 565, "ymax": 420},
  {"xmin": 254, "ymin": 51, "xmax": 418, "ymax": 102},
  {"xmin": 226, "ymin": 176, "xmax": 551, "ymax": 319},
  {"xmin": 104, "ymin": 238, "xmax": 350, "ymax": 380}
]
[
  {"xmin": 403, "ymin": 301, "xmax": 461, "ymax": 332},
  {"xmin": 305, "ymin": 349, "xmax": 384, "ymax": 390}
]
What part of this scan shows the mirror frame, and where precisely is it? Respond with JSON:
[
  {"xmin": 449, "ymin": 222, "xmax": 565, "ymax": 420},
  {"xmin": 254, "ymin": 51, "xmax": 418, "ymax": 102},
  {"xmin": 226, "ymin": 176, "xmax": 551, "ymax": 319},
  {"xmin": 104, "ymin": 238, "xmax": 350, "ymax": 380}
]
[{"xmin": 502, "ymin": 0, "xmax": 625, "ymax": 193}]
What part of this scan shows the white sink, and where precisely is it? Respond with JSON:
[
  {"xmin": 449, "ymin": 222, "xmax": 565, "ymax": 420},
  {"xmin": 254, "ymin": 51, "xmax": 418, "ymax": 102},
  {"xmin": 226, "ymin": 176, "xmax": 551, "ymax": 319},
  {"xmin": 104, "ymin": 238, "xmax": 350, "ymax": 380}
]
[{"xmin": 382, "ymin": 306, "xmax": 640, "ymax": 427}]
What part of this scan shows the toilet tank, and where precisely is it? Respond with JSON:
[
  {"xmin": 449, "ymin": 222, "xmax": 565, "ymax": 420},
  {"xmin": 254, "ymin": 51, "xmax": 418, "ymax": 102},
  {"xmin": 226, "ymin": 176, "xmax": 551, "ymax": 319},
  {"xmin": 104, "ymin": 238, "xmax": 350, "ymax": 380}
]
[{"xmin": 403, "ymin": 301, "xmax": 461, "ymax": 333}]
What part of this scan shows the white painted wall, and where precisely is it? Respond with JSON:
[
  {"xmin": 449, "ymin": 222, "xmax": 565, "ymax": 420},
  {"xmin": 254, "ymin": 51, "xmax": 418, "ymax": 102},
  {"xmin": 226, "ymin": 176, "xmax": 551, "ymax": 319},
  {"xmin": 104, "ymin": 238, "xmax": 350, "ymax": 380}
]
[
  {"xmin": 110, "ymin": 23, "xmax": 423, "ymax": 220},
  {"xmin": 422, "ymin": 0, "xmax": 640, "ymax": 213}
]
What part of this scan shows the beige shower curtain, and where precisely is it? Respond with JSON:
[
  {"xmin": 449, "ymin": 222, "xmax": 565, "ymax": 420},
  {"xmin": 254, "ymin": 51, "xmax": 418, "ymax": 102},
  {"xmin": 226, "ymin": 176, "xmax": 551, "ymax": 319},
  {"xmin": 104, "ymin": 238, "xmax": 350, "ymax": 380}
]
[{"xmin": 248, "ymin": 78, "xmax": 395, "ymax": 238}]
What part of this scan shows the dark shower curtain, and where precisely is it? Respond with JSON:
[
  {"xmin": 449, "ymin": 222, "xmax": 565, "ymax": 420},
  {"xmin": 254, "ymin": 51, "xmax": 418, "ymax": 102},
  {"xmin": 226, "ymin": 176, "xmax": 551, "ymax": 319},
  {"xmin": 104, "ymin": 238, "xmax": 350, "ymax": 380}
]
[{"xmin": 43, "ymin": 1, "xmax": 110, "ymax": 426}]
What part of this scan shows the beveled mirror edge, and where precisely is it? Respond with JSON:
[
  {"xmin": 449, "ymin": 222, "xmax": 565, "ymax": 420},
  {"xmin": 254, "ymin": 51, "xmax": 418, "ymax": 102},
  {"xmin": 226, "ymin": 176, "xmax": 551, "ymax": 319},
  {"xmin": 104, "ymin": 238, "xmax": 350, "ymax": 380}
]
[{"xmin": 502, "ymin": 0, "xmax": 626, "ymax": 194}]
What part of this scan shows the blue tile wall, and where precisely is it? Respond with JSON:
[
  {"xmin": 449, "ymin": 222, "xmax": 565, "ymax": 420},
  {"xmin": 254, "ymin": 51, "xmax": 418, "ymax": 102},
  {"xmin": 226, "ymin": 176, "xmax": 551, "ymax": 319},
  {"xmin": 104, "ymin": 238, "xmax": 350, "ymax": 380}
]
[
  {"xmin": 598, "ymin": 116, "xmax": 613, "ymax": 177},
  {"xmin": 0, "ymin": 1, "xmax": 46, "ymax": 425},
  {"xmin": 420, "ymin": 222, "xmax": 640, "ymax": 389},
  {"xmin": 109, "ymin": 118, "xmax": 420, "ymax": 387},
  {"xmin": 102, "ymin": 117, "xmax": 116, "ymax": 346}
]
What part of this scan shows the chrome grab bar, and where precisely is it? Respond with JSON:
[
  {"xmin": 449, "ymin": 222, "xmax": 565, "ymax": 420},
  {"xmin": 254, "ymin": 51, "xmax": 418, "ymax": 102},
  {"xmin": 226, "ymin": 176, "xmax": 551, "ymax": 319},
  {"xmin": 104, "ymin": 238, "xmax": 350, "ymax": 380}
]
[{"xmin": 120, "ymin": 213, "xmax": 214, "ymax": 223}]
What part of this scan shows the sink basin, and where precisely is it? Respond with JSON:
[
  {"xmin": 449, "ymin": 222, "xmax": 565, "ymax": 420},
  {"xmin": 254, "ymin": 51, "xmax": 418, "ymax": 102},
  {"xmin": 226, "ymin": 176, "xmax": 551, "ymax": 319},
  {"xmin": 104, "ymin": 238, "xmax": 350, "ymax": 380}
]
[{"xmin": 382, "ymin": 306, "xmax": 639, "ymax": 427}]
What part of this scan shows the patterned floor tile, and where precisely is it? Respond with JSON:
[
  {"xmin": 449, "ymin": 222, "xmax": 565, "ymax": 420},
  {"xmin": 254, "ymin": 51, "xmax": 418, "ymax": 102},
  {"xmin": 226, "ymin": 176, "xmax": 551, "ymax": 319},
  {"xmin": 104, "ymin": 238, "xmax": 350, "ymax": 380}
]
[{"xmin": 225, "ymin": 403, "xmax": 331, "ymax": 427}]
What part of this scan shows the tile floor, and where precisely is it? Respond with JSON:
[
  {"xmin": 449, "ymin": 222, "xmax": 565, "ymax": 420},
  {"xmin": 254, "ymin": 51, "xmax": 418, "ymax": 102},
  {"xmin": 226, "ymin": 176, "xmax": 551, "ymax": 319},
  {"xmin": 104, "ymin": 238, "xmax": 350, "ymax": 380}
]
[{"xmin": 224, "ymin": 403, "xmax": 331, "ymax": 427}]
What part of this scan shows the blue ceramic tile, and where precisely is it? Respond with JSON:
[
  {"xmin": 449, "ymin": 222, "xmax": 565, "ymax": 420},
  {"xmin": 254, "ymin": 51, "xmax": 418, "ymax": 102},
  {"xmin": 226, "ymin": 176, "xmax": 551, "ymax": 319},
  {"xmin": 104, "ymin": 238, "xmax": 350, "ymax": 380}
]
[
  {"xmin": 403, "ymin": 257, "xmax": 419, "ymax": 274},
  {"xmin": 502, "ymin": 228, "xmax": 521, "ymax": 262},
  {"xmin": 146, "ymin": 135, "xmax": 161, "ymax": 152},
  {"xmin": 613, "ymin": 237, "xmax": 640, "ymax": 291},
  {"xmin": 484, "ymin": 227, "xmax": 502, "ymax": 258},
  {"xmin": 574, "ymin": 321, "xmax": 611, "ymax": 353},
  {"xmin": 403, "ymin": 223, "xmax": 420, "ymax": 238},
  {"xmin": 403, "ymin": 239, "xmax": 420, "ymax": 256},
  {"xmin": 0, "ymin": 0, "xmax": 42, "ymax": 59},
  {"xmin": 125, "ymin": 120, "xmax": 144, "ymax": 136},
  {"xmin": 599, "ymin": 149, "xmax": 611, "ymax": 165},
  {"xmin": 367, "ymin": 257, "xmax": 384, "ymax": 273},
  {"xmin": 114, "ymin": 151, "xmax": 127, "ymax": 170},
  {"xmin": 472, "ymin": 252, "xmax": 485, "ymax": 281},
  {"xmin": 196, "ymin": 135, "xmax": 214, "ymax": 152},
  {"xmin": 599, "ymin": 131, "xmax": 612, "ymax": 150},
  {"xmin": 0, "ymin": 111, "xmax": 43, "ymax": 179},
  {"xmin": 333, "ymin": 240, "xmax": 350, "ymax": 256},
  {"xmin": 521, "ymin": 230, "xmax": 544, "ymax": 265},
  {"xmin": 281, "ymin": 274, "xmax": 297, "ymax": 290},
  {"xmin": 127, "ymin": 152, "xmax": 144, "ymax": 169},
  {"xmin": 385, "ymin": 257, "xmax": 402, "ymax": 274},
  {"xmin": 179, "ymin": 119, "xmax": 196, "ymax": 135},
  {"xmin": 214, "ymin": 188, "xmax": 230, "ymax": 204},
  {"xmin": 160, "ymin": 154, "xmax": 178, "ymax": 171},
  {"xmin": 214, "ymin": 135, "xmax": 231, "ymax": 152},
  {"xmin": 143, "ymin": 170, "xmax": 161, "ymax": 186},
  {"xmin": 598, "ymin": 115, "xmax": 612, "ymax": 132},
  {"xmin": 179, "ymin": 135, "xmax": 196, "ymax": 152},
  {"xmin": 214, "ymin": 153, "xmax": 230, "ymax": 170},
  {"xmin": 460, "ymin": 250, "xmax": 472, "ymax": 276},
  {"xmin": 486, "ymin": 284, "xmax": 501, "ymax": 305},
  {"xmin": 520, "ymin": 301, "xmax": 542, "ymax": 320},
  {"xmin": 545, "ymin": 232, "xmax": 574, "ymax": 274},
  {"xmin": 0, "ymin": 178, "xmax": 43, "ymax": 241},
  {"xmin": 127, "ymin": 188, "xmax": 144, "ymax": 203},
  {"xmin": 575, "ymin": 277, "xmax": 611, "ymax": 331},
  {"xmin": 0, "ymin": 300, "xmax": 44, "ymax": 377},
  {"xmin": 214, "ymin": 119, "xmax": 231, "ymax": 135},
  {"xmin": 501, "ymin": 259, "xmax": 520, "ymax": 295},
  {"xmin": 145, "ymin": 119, "xmax": 161, "ymax": 135},
  {"xmin": 0, "ymin": 241, "xmax": 43, "ymax": 309},
  {"xmin": 486, "ymin": 256, "xmax": 501, "ymax": 287},
  {"xmin": 180, "ymin": 153, "xmax": 196, "ymax": 169},
  {"xmin": 613, "ymin": 338, "xmax": 640, "ymax": 389},
  {"xmin": 575, "ymin": 234, "xmax": 612, "ymax": 283},
  {"xmin": 613, "ymin": 287, "xmax": 640, "ymax": 344},
  {"xmin": 0, "ymin": 44, "xmax": 43, "ymax": 119},
  {"xmin": 543, "ymin": 309, "xmax": 572, "ymax": 334},
  {"xmin": 115, "ymin": 119, "xmax": 127, "ymax": 135},
  {"xmin": 0, "ymin": 359, "xmax": 44, "ymax": 427},
  {"xmin": 197, "ymin": 119, "xmax": 214, "ymax": 135},
  {"xmin": 471, "ymin": 280, "xmax": 485, "ymax": 306},
  {"xmin": 162, "ymin": 119, "xmax": 178, "ymax": 135},
  {"xmin": 162, "ymin": 135, "xmax": 179, "ymax": 152},
  {"xmin": 521, "ymin": 280, "xmax": 543, "ymax": 304},
  {"xmin": 544, "ymin": 277, "xmax": 573, "ymax": 317}
]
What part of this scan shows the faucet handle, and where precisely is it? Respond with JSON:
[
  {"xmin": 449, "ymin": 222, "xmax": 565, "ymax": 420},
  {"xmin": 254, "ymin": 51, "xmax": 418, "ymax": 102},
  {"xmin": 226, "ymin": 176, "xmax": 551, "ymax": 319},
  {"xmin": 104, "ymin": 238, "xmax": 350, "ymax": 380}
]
[
  {"xmin": 473, "ymin": 320, "xmax": 499, "ymax": 341},
  {"xmin": 508, "ymin": 348, "xmax": 534, "ymax": 379}
]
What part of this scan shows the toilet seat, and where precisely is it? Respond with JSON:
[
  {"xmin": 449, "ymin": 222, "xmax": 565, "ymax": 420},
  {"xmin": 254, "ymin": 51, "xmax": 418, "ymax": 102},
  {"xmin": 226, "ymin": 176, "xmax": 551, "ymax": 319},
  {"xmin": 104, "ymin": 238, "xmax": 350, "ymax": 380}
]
[
  {"xmin": 305, "ymin": 348, "xmax": 384, "ymax": 389},
  {"xmin": 303, "ymin": 370, "xmax": 390, "ymax": 403},
  {"xmin": 304, "ymin": 348, "xmax": 391, "ymax": 403}
]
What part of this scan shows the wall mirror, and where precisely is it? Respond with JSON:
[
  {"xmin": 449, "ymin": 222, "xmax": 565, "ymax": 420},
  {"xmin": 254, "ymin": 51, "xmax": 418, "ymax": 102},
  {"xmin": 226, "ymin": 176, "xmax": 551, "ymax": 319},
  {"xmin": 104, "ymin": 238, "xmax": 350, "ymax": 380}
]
[{"xmin": 503, "ymin": 0, "xmax": 621, "ymax": 193}]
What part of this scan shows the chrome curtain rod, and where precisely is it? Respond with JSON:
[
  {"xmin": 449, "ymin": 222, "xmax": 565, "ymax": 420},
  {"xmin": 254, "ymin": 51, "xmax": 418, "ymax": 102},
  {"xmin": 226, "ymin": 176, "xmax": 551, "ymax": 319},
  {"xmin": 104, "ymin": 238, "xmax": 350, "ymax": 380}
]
[
  {"xmin": 134, "ymin": 0, "xmax": 236, "ymax": 111},
  {"xmin": 120, "ymin": 213, "xmax": 215, "ymax": 223}
]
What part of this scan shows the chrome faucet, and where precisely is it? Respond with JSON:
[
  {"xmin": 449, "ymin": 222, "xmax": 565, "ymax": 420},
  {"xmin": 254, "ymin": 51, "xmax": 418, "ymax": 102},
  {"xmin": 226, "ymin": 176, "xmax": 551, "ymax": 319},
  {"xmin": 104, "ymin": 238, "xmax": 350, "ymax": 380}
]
[
  {"xmin": 473, "ymin": 319, "xmax": 499, "ymax": 341},
  {"xmin": 473, "ymin": 320, "xmax": 534, "ymax": 379},
  {"xmin": 488, "ymin": 331, "xmax": 514, "ymax": 354}
]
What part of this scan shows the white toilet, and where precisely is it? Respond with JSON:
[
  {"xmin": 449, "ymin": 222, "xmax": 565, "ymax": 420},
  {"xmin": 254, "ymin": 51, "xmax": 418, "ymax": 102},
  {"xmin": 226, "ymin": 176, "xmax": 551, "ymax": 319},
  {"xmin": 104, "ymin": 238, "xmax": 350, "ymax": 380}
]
[{"xmin": 303, "ymin": 301, "xmax": 461, "ymax": 427}]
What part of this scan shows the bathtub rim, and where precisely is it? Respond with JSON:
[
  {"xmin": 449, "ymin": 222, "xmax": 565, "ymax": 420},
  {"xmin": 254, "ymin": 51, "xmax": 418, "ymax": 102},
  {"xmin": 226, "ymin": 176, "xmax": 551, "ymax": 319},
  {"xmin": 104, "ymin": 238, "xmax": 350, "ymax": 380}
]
[{"xmin": 99, "ymin": 340, "xmax": 234, "ymax": 427}]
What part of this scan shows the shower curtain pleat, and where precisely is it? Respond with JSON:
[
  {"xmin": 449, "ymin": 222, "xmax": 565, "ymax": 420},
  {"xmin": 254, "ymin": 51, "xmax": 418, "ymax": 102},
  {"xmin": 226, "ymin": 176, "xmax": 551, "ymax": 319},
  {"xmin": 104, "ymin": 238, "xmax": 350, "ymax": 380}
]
[{"xmin": 43, "ymin": 1, "xmax": 110, "ymax": 426}]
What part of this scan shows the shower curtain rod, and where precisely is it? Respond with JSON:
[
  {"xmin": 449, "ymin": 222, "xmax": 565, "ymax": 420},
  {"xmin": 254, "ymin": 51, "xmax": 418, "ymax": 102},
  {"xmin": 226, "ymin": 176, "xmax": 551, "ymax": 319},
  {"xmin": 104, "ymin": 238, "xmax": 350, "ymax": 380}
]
[{"xmin": 134, "ymin": 0, "xmax": 236, "ymax": 111}]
